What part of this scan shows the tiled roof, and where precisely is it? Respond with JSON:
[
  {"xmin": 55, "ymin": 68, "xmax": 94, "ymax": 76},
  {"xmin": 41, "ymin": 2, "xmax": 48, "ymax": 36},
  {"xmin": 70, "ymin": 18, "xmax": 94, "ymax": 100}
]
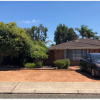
[{"xmin": 49, "ymin": 38, "xmax": 100, "ymax": 50}]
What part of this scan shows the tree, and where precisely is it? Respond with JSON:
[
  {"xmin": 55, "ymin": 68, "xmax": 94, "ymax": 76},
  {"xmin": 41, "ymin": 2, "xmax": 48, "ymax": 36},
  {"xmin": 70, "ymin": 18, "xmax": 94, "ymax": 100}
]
[
  {"xmin": 0, "ymin": 22, "xmax": 49, "ymax": 67},
  {"xmin": 25, "ymin": 24, "xmax": 48, "ymax": 42},
  {"xmin": 67, "ymin": 28, "xmax": 78, "ymax": 41},
  {"xmin": 0, "ymin": 22, "xmax": 35, "ymax": 66},
  {"xmin": 92, "ymin": 32, "xmax": 100, "ymax": 40},
  {"xmin": 44, "ymin": 40, "xmax": 53, "ymax": 47},
  {"xmin": 86, "ymin": 29, "xmax": 93, "ymax": 38},
  {"xmin": 54, "ymin": 24, "xmax": 78, "ymax": 45},
  {"xmin": 30, "ymin": 26, "xmax": 37, "ymax": 41},
  {"xmin": 93, "ymin": 36, "xmax": 100, "ymax": 40},
  {"xmin": 24, "ymin": 26, "xmax": 37, "ymax": 41},
  {"xmin": 75, "ymin": 25, "xmax": 88, "ymax": 38},
  {"xmin": 75, "ymin": 25, "xmax": 100, "ymax": 40},
  {"xmin": 54, "ymin": 24, "xmax": 68, "ymax": 45}
]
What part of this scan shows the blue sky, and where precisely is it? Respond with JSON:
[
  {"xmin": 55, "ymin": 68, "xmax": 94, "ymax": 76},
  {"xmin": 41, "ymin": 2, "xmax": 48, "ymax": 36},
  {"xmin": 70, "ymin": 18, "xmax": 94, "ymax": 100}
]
[{"xmin": 0, "ymin": 1, "xmax": 100, "ymax": 45}]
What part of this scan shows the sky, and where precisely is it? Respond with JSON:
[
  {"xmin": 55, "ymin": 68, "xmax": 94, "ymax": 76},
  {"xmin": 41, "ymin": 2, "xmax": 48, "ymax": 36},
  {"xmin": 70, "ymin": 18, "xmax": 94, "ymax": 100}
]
[{"xmin": 0, "ymin": 1, "xmax": 100, "ymax": 45}]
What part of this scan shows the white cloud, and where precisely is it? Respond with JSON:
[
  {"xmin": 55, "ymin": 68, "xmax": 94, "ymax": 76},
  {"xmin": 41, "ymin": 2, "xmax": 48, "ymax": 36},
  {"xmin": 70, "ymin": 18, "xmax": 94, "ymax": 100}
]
[
  {"xmin": 32, "ymin": 19, "xmax": 36, "ymax": 23},
  {"xmin": 21, "ymin": 20, "xmax": 30, "ymax": 24},
  {"xmin": 21, "ymin": 19, "xmax": 38, "ymax": 24}
]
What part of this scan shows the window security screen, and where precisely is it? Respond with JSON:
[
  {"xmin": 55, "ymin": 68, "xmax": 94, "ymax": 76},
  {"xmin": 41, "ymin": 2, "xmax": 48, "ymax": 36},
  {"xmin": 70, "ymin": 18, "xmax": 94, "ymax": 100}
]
[{"xmin": 64, "ymin": 49, "xmax": 87, "ymax": 61}]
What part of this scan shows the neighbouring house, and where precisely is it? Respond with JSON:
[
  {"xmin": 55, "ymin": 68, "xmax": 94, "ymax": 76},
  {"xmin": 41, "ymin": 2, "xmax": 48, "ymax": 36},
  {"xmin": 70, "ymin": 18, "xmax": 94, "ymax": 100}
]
[{"xmin": 44, "ymin": 38, "xmax": 100, "ymax": 66}]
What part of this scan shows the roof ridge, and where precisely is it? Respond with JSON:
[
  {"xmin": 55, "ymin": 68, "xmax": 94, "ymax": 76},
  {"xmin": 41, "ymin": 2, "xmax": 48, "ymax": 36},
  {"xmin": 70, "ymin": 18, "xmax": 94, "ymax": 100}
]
[
  {"xmin": 77, "ymin": 39, "xmax": 100, "ymax": 46},
  {"xmin": 89, "ymin": 38, "xmax": 100, "ymax": 42},
  {"xmin": 79, "ymin": 38, "xmax": 100, "ymax": 42},
  {"xmin": 49, "ymin": 38, "xmax": 100, "ymax": 49},
  {"xmin": 49, "ymin": 39, "xmax": 78, "ymax": 48}
]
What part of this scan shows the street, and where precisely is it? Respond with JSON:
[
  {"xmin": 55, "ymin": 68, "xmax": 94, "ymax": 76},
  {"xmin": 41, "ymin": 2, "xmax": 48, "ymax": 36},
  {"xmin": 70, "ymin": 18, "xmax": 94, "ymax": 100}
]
[{"xmin": 0, "ymin": 93, "xmax": 100, "ymax": 99}]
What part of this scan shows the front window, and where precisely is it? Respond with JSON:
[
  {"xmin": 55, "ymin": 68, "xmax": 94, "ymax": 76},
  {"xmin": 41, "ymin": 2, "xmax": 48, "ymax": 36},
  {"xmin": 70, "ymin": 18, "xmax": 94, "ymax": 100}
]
[
  {"xmin": 64, "ymin": 49, "xmax": 87, "ymax": 61},
  {"xmin": 73, "ymin": 50, "xmax": 82, "ymax": 60}
]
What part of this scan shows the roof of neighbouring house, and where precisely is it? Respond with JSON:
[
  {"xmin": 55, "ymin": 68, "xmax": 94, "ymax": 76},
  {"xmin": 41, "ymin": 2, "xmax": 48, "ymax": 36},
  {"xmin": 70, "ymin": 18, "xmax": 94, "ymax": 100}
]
[{"xmin": 49, "ymin": 38, "xmax": 100, "ymax": 50}]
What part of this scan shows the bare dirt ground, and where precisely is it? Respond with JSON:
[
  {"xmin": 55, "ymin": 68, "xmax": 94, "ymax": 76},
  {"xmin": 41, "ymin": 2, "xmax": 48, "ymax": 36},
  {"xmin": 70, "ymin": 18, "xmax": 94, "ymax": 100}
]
[{"xmin": 0, "ymin": 69, "xmax": 100, "ymax": 82}]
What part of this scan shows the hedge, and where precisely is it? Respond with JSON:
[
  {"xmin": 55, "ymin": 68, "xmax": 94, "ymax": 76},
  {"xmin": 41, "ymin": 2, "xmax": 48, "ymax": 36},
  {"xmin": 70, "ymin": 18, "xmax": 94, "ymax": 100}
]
[
  {"xmin": 35, "ymin": 61, "xmax": 42, "ymax": 68},
  {"xmin": 24, "ymin": 63, "xmax": 35, "ymax": 68},
  {"xmin": 54, "ymin": 59, "xmax": 70, "ymax": 69}
]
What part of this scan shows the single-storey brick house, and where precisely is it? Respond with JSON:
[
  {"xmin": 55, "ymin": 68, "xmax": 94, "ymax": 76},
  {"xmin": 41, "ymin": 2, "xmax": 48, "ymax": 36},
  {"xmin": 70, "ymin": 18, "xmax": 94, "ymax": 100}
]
[{"xmin": 44, "ymin": 38, "xmax": 100, "ymax": 66}]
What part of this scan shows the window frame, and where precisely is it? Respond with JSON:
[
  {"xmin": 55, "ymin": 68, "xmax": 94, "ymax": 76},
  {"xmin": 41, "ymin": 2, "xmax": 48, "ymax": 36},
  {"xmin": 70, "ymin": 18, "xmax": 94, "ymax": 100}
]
[{"xmin": 65, "ymin": 49, "xmax": 88, "ymax": 61}]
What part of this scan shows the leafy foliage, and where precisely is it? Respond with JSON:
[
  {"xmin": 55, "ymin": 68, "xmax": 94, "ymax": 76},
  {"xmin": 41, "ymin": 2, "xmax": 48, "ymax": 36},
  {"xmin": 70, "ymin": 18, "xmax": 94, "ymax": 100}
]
[
  {"xmin": 75, "ymin": 25, "xmax": 100, "ymax": 39},
  {"xmin": 67, "ymin": 28, "xmax": 78, "ymax": 41},
  {"xmin": 54, "ymin": 59, "xmax": 70, "ymax": 69},
  {"xmin": 32, "ymin": 51, "xmax": 48, "ymax": 60},
  {"xmin": 24, "ymin": 24, "xmax": 48, "ymax": 42},
  {"xmin": 54, "ymin": 24, "xmax": 68, "ymax": 45},
  {"xmin": 35, "ymin": 61, "xmax": 42, "ymax": 68},
  {"xmin": 25, "ymin": 63, "xmax": 35, "ymax": 68},
  {"xmin": 0, "ymin": 22, "xmax": 48, "ymax": 67},
  {"xmin": 75, "ymin": 25, "xmax": 88, "ymax": 38},
  {"xmin": 0, "ymin": 22, "xmax": 32, "ymax": 64},
  {"xmin": 54, "ymin": 24, "xmax": 78, "ymax": 45},
  {"xmin": 63, "ymin": 59, "xmax": 70, "ymax": 69}
]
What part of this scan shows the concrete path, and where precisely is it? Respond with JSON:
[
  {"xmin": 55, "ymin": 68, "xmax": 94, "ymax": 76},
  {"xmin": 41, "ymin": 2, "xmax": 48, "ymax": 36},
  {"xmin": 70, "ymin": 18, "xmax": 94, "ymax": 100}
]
[{"xmin": 0, "ymin": 82, "xmax": 100, "ymax": 94}]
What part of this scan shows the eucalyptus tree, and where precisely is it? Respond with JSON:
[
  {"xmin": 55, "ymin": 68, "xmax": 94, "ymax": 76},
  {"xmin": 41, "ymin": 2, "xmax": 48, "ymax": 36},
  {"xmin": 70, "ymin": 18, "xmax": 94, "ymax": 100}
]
[
  {"xmin": 54, "ymin": 24, "xmax": 78, "ymax": 45},
  {"xmin": 54, "ymin": 24, "xmax": 68, "ymax": 45},
  {"xmin": 25, "ymin": 24, "xmax": 48, "ymax": 42},
  {"xmin": 37, "ymin": 24, "xmax": 48, "ymax": 42},
  {"xmin": 67, "ymin": 28, "xmax": 78, "ymax": 41}
]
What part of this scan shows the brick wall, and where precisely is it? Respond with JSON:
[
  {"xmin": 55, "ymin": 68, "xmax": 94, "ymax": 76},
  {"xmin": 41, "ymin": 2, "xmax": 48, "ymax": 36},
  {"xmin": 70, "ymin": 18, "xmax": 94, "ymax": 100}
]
[
  {"xmin": 43, "ymin": 50, "xmax": 55, "ymax": 66},
  {"xmin": 54, "ymin": 50, "xmax": 63, "ymax": 60},
  {"xmin": 44, "ymin": 49, "xmax": 100, "ymax": 67},
  {"xmin": 70, "ymin": 61, "xmax": 80, "ymax": 66},
  {"xmin": 43, "ymin": 50, "xmax": 63, "ymax": 66},
  {"xmin": 89, "ymin": 49, "xmax": 100, "ymax": 53}
]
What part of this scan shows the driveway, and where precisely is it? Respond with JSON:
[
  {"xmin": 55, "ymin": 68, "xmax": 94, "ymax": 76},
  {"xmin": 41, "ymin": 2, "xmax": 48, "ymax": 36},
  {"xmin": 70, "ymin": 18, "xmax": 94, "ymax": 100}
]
[{"xmin": 0, "ymin": 69, "xmax": 100, "ymax": 82}]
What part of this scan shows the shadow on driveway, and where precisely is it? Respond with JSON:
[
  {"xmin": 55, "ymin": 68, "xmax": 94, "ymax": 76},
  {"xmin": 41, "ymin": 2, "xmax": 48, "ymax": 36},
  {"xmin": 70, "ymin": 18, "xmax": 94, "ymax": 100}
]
[{"xmin": 75, "ymin": 70, "xmax": 100, "ymax": 80}]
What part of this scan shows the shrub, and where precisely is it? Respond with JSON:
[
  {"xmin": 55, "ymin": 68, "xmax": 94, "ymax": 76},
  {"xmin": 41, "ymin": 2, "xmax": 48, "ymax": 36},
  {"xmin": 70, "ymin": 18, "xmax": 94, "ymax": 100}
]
[
  {"xmin": 54, "ymin": 59, "xmax": 70, "ymax": 69},
  {"xmin": 35, "ymin": 62, "xmax": 42, "ymax": 68},
  {"xmin": 32, "ymin": 51, "xmax": 48, "ymax": 60},
  {"xmin": 63, "ymin": 59, "xmax": 70, "ymax": 69},
  {"xmin": 54, "ymin": 60, "xmax": 66, "ymax": 69},
  {"xmin": 24, "ymin": 63, "xmax": 35, "ymax": 68}
]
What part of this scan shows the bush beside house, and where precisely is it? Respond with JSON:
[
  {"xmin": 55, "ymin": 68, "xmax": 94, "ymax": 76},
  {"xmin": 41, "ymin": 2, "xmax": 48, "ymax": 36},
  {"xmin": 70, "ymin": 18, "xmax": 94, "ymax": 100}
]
[
  {"xmin": 25, "ymin": 63, "xmax": 35, "ymax": 68},
  {"xmin": 54, "ymin": 59, "xmax": 70, "ymax": 69}
]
